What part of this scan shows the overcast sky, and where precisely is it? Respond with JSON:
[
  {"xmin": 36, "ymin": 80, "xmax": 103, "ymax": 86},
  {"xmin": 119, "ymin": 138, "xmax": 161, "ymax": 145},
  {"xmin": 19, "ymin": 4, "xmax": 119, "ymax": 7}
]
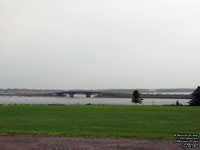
[{"xmin": 1, "ymin": 0, "xmax": 200, "ymax": 89}]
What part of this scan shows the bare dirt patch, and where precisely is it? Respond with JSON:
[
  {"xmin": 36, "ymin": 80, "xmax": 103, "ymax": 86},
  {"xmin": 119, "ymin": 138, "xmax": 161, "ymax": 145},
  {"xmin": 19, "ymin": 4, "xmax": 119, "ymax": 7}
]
[{"xmin": 0, "ymin": 136, "xmax": 198, "ymax": 150}]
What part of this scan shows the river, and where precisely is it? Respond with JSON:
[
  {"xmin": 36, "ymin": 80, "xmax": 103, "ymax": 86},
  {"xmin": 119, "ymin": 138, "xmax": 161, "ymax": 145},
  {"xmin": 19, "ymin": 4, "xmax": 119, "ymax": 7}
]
[{"xmin": 0, "ymin": 96, "xmax": 190, "ymax": 105}]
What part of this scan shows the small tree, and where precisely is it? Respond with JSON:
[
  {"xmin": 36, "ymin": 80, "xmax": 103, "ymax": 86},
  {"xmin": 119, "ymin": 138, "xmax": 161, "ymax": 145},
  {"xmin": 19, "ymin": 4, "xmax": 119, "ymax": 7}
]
[
  {"xmin": 188, "ymin": 86, "xmax": 200, "ymax": 106},
  {"xmin": 175, "ymin": 100, "xmax": 182, "ymax": 106},
  {"xmin": 132, "ymin": 90, "xmax": 143, "ymax": 105}
]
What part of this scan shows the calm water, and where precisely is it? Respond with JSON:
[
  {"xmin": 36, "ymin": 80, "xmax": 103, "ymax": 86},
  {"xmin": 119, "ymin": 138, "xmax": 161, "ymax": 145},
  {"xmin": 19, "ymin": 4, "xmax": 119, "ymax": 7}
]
[{"xmin": 0, "ymin": 96, "xmax": 190, "ymax": 105}]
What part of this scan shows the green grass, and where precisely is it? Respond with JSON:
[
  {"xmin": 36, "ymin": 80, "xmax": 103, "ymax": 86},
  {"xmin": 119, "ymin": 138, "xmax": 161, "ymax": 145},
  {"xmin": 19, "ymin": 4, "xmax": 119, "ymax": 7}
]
[{"xmin": 0, "ymin": 105, "xmax": 199, "ymax": 139}]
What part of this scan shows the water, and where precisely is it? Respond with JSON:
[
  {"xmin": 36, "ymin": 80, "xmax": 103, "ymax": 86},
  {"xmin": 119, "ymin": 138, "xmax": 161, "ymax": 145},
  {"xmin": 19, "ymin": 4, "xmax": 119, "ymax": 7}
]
[{"xmin": 0, "ymin": 96, "xmax": 190, "ymax": 105}]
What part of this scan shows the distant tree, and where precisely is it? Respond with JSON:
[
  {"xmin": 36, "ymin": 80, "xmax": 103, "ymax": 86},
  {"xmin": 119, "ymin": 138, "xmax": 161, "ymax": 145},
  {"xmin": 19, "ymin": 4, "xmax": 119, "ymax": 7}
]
[
  {"xmin": 132, "ymin": 90, "xmax": 143, "ymax": 105},
  {"xmin": 188, "ymin": 86, "xmax": 200, "ymax": 106}
]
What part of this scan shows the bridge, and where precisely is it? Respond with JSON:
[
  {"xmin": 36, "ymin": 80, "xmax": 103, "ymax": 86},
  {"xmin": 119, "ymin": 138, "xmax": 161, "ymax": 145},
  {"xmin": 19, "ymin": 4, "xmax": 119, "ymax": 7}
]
[{"xmin": 55, "ymin": 90, "xmax": 102, "ymax": 98}]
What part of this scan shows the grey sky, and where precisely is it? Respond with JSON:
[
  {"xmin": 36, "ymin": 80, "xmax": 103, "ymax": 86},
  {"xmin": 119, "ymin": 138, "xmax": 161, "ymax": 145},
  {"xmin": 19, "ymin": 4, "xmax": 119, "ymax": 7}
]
[{"xmin": 1, "ymin": 0, "xmax": 200, "ymax": 89}]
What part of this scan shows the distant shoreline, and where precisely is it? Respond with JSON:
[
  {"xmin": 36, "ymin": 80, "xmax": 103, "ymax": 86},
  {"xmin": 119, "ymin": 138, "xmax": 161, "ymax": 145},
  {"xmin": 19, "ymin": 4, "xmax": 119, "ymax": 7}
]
[
  {"xmin": 96, "ymin": 92, "xmax": 191, "ymax": 99},
  {"xmin": 0, "ymin": 92, "xmax": 192, "ymax": 99}
]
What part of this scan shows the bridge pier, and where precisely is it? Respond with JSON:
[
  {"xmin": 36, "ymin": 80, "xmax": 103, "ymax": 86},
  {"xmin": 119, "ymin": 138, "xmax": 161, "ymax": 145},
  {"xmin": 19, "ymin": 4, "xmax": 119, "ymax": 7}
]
[
  {"xmin": 69, "ymin": 93, "xmax": 74, "ymax": 98},
  {"xmin": 86, "ymin": 93, "xmax": 91, "ymax": 98}
]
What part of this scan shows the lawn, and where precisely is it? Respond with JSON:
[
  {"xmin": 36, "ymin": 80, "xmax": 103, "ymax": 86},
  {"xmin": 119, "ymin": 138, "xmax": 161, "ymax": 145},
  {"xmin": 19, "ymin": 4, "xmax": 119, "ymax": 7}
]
[{"xmin": 0, "ymin": 105, "xmax": 199, "ymax": 139}]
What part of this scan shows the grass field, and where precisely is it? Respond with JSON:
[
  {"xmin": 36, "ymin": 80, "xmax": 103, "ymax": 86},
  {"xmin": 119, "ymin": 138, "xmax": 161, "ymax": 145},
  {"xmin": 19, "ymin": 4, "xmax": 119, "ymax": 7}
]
[{"xmin": 0, "ymin": 105, "xmax": 199, "ymax": 139}]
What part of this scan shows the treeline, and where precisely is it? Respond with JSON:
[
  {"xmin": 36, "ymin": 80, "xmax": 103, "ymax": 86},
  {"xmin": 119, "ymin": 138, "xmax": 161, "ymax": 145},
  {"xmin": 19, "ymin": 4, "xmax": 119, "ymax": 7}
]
[
  {"xmin": 99, "ymin": 88, "xmax": 194, "ymax": 94},
  {"xmin": 97, "ymin": 92, "xmax": 191, "ymax": 99},
  {"xmin": 0, "ymin": 88, "xmax": 63, "ymax": 94},
  {"xmin": 0, "ymin": 88, "xmax": 195, "ymax": 94}
]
